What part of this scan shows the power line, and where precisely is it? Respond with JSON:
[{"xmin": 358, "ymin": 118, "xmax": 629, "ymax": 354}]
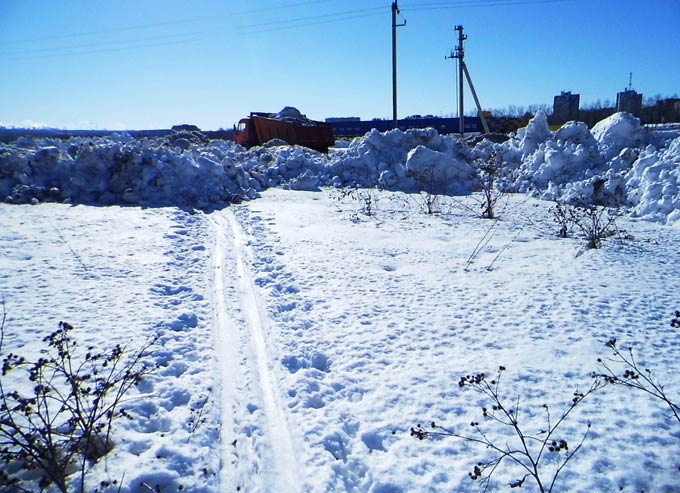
[
  {"xmin": 236, "ymin": 6, "xmax": 385, "ymax": 31},
  {"xmin": 401, "ymin": 0, "xmax": 573, "ymax": 11},
  {"xmin": 235, "ymin": 0, "xmax": 573, "ymax": 35},
  {"xmin": 236, "ymin": 8, "xmax": 386, "ymax": 35},
  {"xmin": 0, "ymin": 36, "xmax": 203, "ymax": 62},
  {"xmin": 237, "ymin": 12, "xmax": 385, "ymax": 35},
  {"xmin": 2, "ymin": 18, "xmax": 201, "ymax": 46},
  {"xmin": 228, "ymin": 0, "xmax": 336, "ymax": 16},
  {"xmin": 0, "ymin": 31, "xmax": 202, "ymax": 58},
  {"xmin": 0, "ymin": 6, "xmax": 387, "ymax": 58}
]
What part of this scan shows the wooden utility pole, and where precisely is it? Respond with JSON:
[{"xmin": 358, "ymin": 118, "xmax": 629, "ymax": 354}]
[
  {"xmin": 392, "ymin": 1, "xmax": 406, "ymax": 129},
  {"xmin": 447, "ymin": 25, "xmax": 489, "ymax": 136}
]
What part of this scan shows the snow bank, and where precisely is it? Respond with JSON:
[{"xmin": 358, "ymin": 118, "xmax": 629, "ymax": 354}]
[
  {"xmin": 2, "ymin": 112, "xmax": 680, "ymax": 224},
  {"xmin": 626, "ymin": 137, "xmax": 680, "ymax": 223},
  {"xmin": 327, "ymin": 127, "xmax": 458, "ymax": 190},
  {"xmin": 0, "ymin": 134, "xmax": 328, "ymax": 208},
  {"xmin": 405, "ymin": 145, "xmax": 475, "ymax": 195},
  {"xmin": 591, "ymin": 112, "xmax": 647, "ymax": 159},
  {"xmin": 515, "ymin": 109, "xmax": 552, "ymax": 157}
]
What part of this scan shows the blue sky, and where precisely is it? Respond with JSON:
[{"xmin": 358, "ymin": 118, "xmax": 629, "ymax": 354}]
[{"xmin": 1, "ymin": 0, "xmax": 679, "ymax": 130}]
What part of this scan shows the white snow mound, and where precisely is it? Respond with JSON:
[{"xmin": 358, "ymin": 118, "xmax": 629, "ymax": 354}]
[{"xmin": 1, "ymin": 112, "xmax": 680, "ymax": 224}]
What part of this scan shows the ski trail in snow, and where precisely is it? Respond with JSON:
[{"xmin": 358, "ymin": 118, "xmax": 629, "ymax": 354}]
[
  {"xmin": 212, "ymin": 210, "xmax": 300, "ymax": 493},
  {"xmin": 209, "ymin": 213, "xmax": 241, "ymax": 491}
]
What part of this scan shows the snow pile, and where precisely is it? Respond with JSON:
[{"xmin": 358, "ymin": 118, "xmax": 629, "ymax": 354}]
[
  {"xmin": 515, "ymin": 109, "xmax": 552, "ymax": 157},
  {"xmin": 327, "ymin": 127, "xmax": 460, "ymax": 190},
  {"xmin": 591, "ymin": 111, "xmax": 647, "ymax": 159},
  {"xmin": 274, "ymin": 106, "xmax": 315, "ymax": 125},
  {"xmin": 0, "ymin": 137, "xmax": 242, "ymax": 207},
  {"xmin": 0, "ymin": 135, "xmax": 329, "ymax": 207},
  {"xmin": 626, "ymin": 137, "xmax": 680, "ymax": 223},
  {"xmin": 404, "ymin": 145, "xmax": 475, "ymax": 195},
  {"xmin": 237, "ymin": 144, "xmax": 330, "ymax": 192},
  {"xmin": 507, "ymin": 116, "xmax": 607, "ymax": 202},
  {"xmin": 165, "ymin": 128, "xmax": 210, "ymax": 150},
  {"xmin": 1, "ymin": 112, "xmax": 680, "ymax": 224},
  {"xmin": 501, "ymin": 112, "xmax": 680, "ymax": 221}
]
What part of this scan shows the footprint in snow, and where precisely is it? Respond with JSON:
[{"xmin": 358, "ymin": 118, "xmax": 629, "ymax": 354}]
[
  {"xmin": 160, "ymin": 388, "xmax": 192, "ymax": 411},
  {"xmin": 151, "ymin": 284, "xmax": 192, "ymax": 296},
  {"xmin": 167, "ymin": 312, "xmax": 198, "ymax": 331},
  {"xmin": 159, "ymin": 360, "xmax": 188, "ymax": 378},
  {"xmin": 322, "ymin": 431, "xmax": 350, "ymax": 462},
  {"xmin": 281, "ymin": 352, "xmax": 331, "ymax": 373},
  {"xmin": 304, "ymin": 394, "xmax": 325, "ymax": 409},
  {"xmin": 361, "ymin": 430, "xmax": 387, "ymax": 453}
]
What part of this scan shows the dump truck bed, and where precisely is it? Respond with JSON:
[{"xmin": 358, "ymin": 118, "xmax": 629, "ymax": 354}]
[{"xmin": 250, "ymin": 114, "xmax": 334, "ymax": 153}]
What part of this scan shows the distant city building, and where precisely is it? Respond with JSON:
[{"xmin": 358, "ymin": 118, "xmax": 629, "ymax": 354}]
[
  {"xmin": 325, "ymin": 116, "xmax": 485, "ymax": 137},
  {"xmin": 553, "ymin": 91, "xmax": 580, "ymax": 124},
  {"xmin": 325, "ymin": 117, "xmax": 361, "ymax": 122},
  {"xmin": 654, "ymin": 98, "xmax": 680, "ymax": 123},
  {"xmin": 616, "ymin": 89, "xmax": 643, "ymax": 117}
]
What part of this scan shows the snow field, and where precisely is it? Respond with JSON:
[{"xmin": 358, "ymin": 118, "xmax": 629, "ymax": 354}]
[
  {"xmin": 228, "ymin": 189, "xmax": 680, "ymax": 492},
  {"xmin": 1, "ymin": 190, "xmax": 680, "ymax": 491},
  {"xmin": 0, "ymin": 204, "xmax": 220, "ymax": 492}
]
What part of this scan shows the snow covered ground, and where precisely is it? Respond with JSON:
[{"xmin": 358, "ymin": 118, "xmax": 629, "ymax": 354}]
[
  {"xmin": 2, "ymin": 188, "xmax": 680, "ymax": 493},
  {"xmin": 1, "ymin": 113, "xmax": 680, "ymax": 492}
]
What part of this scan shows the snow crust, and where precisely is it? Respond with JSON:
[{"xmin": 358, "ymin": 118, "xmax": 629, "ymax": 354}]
[{"xmin": 2, "ymin": 112, "xmax": 679, "ymax": 224}]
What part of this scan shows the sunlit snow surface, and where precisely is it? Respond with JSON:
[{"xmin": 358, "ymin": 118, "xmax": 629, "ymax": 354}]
[
  {"xmin": 2, "ymin": 188, "xmax": 680, "ymax": 492},
  {"xmin": 1, "ymin": 112, "xmax": 680, "ymax": 491}
]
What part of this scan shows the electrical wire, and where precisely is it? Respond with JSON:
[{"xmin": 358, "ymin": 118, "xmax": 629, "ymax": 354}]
[
  {"xmin": 2, "ymin": 19, "xmax": 201, "ymax": 46},
  {"xmin": 1, "ymin": 0, "xmax": 571, "ymax": 59},
  {"xmin": 237, "ymin": 10, "xmax": 385, "ymax": 35},
  {"xmin": 233, "ymin": 0, "xmax": 571, "ymax": 35},
  {"xmin": 401, "ymin": 0, "xmax": 573, "ymax": 11},
  {"xmin": 228, "ymin": 0, "xmax": 337, "ymax": 16},
  {"xmin": 0, "ymin": 31, "xmax": 202, "ymax": 58},
  {"xmin": 236, "ymin": 6, "xmax": 385, "ymax": 30},
  {"xmin": 0, "ymin": 35, "xmax": 203, "ymax": 62}
]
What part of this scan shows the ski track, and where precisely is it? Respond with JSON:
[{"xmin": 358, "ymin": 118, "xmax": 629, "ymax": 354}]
[
  {"xmin": 209, "ymin": 212, "xmax": 241, "ymax": 492},
  {"xmin": 231, "ymin": 202, "xmax": 376, "ymax": 492},
  {"xmin": 210, "ymin": 209, "xmax": 300, "ymax": 493}
]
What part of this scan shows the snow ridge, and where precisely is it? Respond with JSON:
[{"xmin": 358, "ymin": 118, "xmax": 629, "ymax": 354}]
[{"xmin": 2, "ymin": 113, "xmax": 680, "ymax": 225}]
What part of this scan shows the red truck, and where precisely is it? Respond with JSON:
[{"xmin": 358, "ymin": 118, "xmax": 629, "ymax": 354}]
[{"xmin": 234, "ymin": 110, "xmax": 335, "ymax": 153}]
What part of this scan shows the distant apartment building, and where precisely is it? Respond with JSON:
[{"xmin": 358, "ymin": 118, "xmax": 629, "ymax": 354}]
[
  {"xmin": 552, "ymin": 91, "xmax": 580, "ymax": 124},
  {"xmin": 655, "ymin": 98, "xmax": 680, "ymax": 122},
  {"xmin": 616, "ymin": 89, "xmax": 643, "ymax": 117}
]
